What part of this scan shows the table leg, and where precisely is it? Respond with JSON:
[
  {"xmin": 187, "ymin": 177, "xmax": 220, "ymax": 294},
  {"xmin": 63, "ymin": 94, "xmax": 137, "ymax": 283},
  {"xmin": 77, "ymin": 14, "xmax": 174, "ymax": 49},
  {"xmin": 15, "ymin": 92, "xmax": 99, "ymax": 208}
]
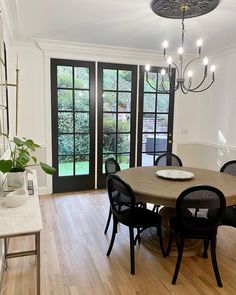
[
  {"xmin": 35, "ymin": 232, "xmax": 40, "ymax": 295},
  {"xmin": 4, "ymin": 238, "xmax": 8, "ymax": 269}
]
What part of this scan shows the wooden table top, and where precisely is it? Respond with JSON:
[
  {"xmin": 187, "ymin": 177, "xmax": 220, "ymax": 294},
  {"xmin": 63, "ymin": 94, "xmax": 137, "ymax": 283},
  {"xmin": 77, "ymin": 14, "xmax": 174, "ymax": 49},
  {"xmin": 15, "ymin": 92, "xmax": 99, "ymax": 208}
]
[{"xmin": 117, "ymin": 166, "xmax": 236, "ymax": 207}]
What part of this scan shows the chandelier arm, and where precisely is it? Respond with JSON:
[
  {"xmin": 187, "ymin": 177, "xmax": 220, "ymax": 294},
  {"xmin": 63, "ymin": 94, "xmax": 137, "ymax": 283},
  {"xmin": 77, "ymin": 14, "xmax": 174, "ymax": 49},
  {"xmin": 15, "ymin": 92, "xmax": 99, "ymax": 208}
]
[
  {"xmin": 184, "ymin": 75, "xmax": 207, "ymax": 91},
  {"xmin": 162, "ymin": 79, "xmax": 180, "ymax": 94},
  {"xmin": 183, "ymin": 56, "xmax": 201, "ymax": 77},
  {"xmin": 180, "ymin": 83, "xmax": 189, "ymax": 94},
  {"xmin": 146, "ymin": 74, "xmax": 170, "ymax": 94},
  {"xmin": 145, "ymin": 72, "xmax": 158, "ymax": 91},
  {"xmin": 160, "ymin": 80, "xmax": 171, "ymax": 94},
  {"xmin": 188, "ymin": 80, "xmax": 214, "ymax": 93},
  {"xmin": 171, "ymin": 61, "xmax": 180, "ymax": 80}
]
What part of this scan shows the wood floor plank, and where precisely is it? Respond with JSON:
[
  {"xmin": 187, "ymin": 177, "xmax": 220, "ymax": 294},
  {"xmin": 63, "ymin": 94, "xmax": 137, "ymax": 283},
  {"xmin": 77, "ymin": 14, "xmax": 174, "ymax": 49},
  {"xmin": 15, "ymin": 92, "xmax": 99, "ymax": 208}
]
[{"xmin": 2, "ymin": 191, "xmax": 236, "ymax": 294}]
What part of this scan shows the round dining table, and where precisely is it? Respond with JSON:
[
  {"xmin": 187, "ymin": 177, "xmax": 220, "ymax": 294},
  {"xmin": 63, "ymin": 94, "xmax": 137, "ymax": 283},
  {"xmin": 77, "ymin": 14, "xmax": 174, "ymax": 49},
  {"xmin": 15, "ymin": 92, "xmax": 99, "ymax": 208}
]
[{"xmin": 116, "ymin": 166, "xmax": 236, "ymax": 255}]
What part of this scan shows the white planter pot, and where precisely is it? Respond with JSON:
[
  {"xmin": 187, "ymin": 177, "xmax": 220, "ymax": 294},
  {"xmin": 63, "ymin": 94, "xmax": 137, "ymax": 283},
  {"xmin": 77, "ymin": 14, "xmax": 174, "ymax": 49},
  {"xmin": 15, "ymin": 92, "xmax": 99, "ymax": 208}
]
[{"xmin": 7, "ymin": 171, "xmax": 27, "ymax": 189}]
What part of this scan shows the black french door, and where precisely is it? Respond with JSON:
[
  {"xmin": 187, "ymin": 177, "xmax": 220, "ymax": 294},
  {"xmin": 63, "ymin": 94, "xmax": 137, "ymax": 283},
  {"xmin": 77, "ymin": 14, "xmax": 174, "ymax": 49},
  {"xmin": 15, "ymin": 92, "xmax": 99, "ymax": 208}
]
[
  {"xmin": 137, "ymin": 66, "xmax": 175, "ymax": 166},
  {"xmin": 97, "ymin": 63, "xmax": 137, "ymax": 188},
  {"xmin": 51, "ymin": 60, "xmax": 176, "ymax": 193},
  {"xmin": 51, "ymin": 59, "xmax": 95, "ymax": 193}
]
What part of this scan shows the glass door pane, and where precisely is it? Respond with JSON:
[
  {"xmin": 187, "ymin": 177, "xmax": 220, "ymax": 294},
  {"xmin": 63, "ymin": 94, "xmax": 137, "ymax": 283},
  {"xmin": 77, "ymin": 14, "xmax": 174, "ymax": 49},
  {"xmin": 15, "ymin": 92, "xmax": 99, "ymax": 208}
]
[
  {"xmin": 138, "ymin": 66, "xmax": 175, "ymax": 166},
  {"xmin": 51, "ymin": 59, "xmax": 95, "ymax": 193},
  {"xmin": 97, "ymin": 63, "xmax": 137, "ymax": 188}
]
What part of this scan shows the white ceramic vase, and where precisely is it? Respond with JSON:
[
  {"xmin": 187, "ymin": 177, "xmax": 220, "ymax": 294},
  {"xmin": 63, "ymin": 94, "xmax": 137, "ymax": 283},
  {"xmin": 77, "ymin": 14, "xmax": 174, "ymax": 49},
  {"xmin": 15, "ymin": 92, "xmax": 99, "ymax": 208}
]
[{"xmin": 7, "ymin": 171, "xmax": 27, "ymax": 189}]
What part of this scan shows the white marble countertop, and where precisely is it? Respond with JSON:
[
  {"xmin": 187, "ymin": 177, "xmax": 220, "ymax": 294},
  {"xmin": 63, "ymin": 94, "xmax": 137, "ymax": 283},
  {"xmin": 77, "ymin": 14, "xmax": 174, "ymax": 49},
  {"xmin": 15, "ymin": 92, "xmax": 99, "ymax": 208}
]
[
  {"xmin": 0, "ymin": 170, "xmax": 42, "ymax": 237},
  {"xmin": 0, "ymin": 196, "xmax": 42, "ymax": 237}
]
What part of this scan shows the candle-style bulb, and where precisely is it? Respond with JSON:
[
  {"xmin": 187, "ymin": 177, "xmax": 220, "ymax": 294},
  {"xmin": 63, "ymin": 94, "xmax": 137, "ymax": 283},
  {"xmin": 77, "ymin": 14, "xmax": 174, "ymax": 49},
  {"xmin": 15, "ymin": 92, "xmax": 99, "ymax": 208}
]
[
  {"xmin": 145, "ymin": 64, "xmax": 151, "ymax": 72},
  {"xmin": 203, "ymin": 57, "xmax": 208, "ymax": 76},
  {"xmin": 187, "ymin": 70, "xmax": 193, "ymax": 86},
  {"xmin": 178, "ymin": 47, "xmax": 184, "ymax": 55},
  {"xmin": 162, "ymin": 40, "xmax": 168, "ymax": 49},
  {"xmin": 161, "ymin": 69, "xmax": 166, "ymax": 76},
  {"xmin": 162, "ymin": 40, "xmax": 168, "ymax": 58},
  {"xmin": 167, "ymin": 56, "xmax": 172, "ymax": 65},
  {"xmin": 197, "ymin": 39, "xmax": 203, "ymax": 47},
  {"xmin": 197, "ymin": 39, "xmax": 203, "ymax": 55},
  {"xmin": 187, "ymin": 70, "xmax": 193, "ymax": 78},
  {"xmin": 203, "ymin": 57, "xmax": 208, "ymax": 65},
  {"xmin": 210, "ymin": 65, "xmax": 216, "ymax": 72},
  {"xmin": 210, "ymin": 65, "xmax": 215, "ymax": 81}
]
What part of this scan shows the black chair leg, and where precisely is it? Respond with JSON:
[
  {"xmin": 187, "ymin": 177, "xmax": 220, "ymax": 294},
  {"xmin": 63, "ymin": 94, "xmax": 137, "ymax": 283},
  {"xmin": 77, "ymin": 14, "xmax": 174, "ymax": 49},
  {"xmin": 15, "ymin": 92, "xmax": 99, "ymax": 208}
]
[
  {"xmin": 106, "ymin": 217, "xmax": 118, "ymax": 256},
  {"xmin": 129, "ymin": 227, "xmax": 135, "ymax": 275},
  {"xmin": 172, "ymin": 236, "xmax": 184, "ymax": 285},
  {"xmin": 104, "ymin": 206, "xmax": 112, "ymax": 234},
  {"xmin": 135, "ymin": 227, "xmax": 141, "ymax": 245},
  {"xmin": 157, "ymin": 226, "xmax": 166, "ymax": 258},
  {"xmin": 210, "ymin": 237, "xmax": 223, "ymax": 287},
  {"xmin": 203, "ymin": 238, "xmax": 209, "ymax": 258},
  {"xmin": 166, "ymin": 229, "xmax": 174, "ymax": 257}
]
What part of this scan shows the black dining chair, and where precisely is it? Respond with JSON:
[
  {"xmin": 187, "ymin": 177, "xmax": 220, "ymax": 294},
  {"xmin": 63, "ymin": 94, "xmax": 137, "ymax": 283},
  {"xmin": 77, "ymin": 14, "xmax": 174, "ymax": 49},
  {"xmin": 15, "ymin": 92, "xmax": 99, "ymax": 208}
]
[
  {"xmin": 155, "ymin": 153, "xmax": 183, "ymax": 167},
  {"xmin": 106, "ymin": 174, "xmax": 166, "ymax": 274},
  {"xmin": 104, "ymin": 158, "xmax": 121, "ymax": 234},
  {"xmin": 208, "ymin": 161, "xmax": 236, "ymax": 227},
  {"xmin": 166, "ymin": 185, "xmax": 226, "ymax": 287}
]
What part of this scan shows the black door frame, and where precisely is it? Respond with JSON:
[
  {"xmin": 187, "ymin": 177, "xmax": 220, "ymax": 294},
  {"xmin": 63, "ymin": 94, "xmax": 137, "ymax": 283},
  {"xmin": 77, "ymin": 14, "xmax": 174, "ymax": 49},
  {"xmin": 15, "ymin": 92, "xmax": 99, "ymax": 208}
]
[
  {"xmin": 137, "ymin": 65, "xmax": 176, "ymax": 166},
  {"xmin": 97, "ymin": 62, "xmax": 137, "ymax": 188},
  {"xmin": 51, "ymin": 58, "xmax": 96, "ymax": 193}
]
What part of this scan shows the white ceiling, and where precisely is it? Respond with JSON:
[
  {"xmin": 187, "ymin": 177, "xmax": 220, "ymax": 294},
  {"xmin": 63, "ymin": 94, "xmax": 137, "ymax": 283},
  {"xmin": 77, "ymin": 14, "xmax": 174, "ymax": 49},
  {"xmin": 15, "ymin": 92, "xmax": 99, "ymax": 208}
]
[{"xmin": 8, "ymin": 0, "xmax": 236, "ymax": 53}]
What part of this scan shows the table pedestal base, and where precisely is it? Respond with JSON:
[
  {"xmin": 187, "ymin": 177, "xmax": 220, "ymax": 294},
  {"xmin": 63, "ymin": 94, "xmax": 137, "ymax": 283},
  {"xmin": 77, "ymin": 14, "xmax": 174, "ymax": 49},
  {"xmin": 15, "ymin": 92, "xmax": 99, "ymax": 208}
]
[{"xmin": 141, "ymin": 207, "xmax": 203, "ymax": 257}]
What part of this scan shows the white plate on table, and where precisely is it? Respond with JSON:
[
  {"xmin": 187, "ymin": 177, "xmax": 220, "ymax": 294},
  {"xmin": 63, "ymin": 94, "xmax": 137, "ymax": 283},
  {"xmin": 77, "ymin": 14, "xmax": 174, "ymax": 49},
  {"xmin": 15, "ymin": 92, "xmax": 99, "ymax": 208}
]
[{"xmin": 156, "ymin": 169, "xmax": 194, "ymax": 180}]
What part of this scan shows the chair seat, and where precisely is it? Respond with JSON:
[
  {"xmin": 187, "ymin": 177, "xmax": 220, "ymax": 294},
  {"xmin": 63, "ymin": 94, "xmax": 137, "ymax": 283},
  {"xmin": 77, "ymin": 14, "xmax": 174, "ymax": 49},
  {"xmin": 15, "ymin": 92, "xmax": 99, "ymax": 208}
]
[
  {"xmin": 169, "ymin": 216, "xmax": 213, "ymax": 237},
  {"xmin": 117, "ymin": 207, "xmax": 161, "ymax": 228},
  {"xmin": 222, "ymin": 206, "xmax": 236, "ymax": 227},
  {"xmin": 208, "ymin": 206, "xmax": 236, "ymax": 227}
]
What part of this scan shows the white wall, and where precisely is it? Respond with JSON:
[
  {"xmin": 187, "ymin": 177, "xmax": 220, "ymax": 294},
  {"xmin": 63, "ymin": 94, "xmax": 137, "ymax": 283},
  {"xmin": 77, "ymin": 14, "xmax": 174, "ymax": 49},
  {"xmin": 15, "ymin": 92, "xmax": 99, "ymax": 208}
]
[{"xmin": 176, "ymin": 47, "xmax": 236, "ymax": 170}]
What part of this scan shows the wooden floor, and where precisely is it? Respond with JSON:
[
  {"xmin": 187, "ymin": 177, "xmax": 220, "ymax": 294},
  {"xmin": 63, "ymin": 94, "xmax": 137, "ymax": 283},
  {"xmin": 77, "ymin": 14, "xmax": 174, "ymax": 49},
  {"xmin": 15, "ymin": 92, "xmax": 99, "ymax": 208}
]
[{"xmin": 2, "ymin": 190, "xmax": 236, "ymax": 294}]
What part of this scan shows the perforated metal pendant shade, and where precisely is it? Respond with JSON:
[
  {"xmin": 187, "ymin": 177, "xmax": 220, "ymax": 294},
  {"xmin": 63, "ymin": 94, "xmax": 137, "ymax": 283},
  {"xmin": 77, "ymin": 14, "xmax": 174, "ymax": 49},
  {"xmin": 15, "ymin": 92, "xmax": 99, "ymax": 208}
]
[{"xmin": 151, "ymin": 0, "xmax": 221, "ymax": 19}]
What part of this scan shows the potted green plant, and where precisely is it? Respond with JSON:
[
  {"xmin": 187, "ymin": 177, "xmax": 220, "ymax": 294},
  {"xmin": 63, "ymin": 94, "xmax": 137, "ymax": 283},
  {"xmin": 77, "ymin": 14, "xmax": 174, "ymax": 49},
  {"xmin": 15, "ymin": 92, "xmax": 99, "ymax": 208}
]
[{"xmin": 0, "ymin": 135, "xmax": 55, "ymax": 188}]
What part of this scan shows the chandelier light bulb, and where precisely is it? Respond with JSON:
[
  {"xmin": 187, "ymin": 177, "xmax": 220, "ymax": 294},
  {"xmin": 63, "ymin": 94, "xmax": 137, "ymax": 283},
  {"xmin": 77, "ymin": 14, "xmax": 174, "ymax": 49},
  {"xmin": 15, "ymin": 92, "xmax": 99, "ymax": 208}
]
[
  {"xmin": 161, "ymin": 69, "xmax": 166, "ymax": 76},
  {"xmin": 145, "ymin": 64, "xmax": 151, "ymax": 72},
  {"xmin": 197, "ymin": 39, "xmax": 203, "ymax": 47},
  {"xmin": 162, "ymin": 40, "xmax": 169, "ymax": 48},
  {"xmin": 203, "ymin": 57, "xmax": 208, "ymax": 65},
  {"xmin": 210, "ymin": 65, "xmax": 216, "ymax": 72},
  {"xmin": 178, "ymin": 47, "xmax": 184, "ymax": 55},
  {"xmin": 187, "ymin": 70, "xmax": 193, "ymax": 78},
  {"xmin": 167, "ymin": 56, "xmax": 172, "ymax": 65}
]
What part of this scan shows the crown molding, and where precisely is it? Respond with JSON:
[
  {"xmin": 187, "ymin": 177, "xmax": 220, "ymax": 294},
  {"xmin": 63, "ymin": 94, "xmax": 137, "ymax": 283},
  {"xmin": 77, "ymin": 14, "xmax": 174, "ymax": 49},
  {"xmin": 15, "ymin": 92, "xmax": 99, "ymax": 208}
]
[
  {"xmin": 208, "ymin": 43, "xmax": 236, "ymax": 58},
  {"xmin": 0, "ymin": 0, "xmax": 20, "ymax": 43},
  {"xmin": 34, "ymin": 38, "xmax": 164, "ymax": 63}
]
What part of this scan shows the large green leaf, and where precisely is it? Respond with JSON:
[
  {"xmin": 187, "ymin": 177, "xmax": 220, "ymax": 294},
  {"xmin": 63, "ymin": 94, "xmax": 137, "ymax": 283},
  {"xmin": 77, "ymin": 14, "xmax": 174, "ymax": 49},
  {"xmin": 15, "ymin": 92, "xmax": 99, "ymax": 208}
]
[
  {"xmin": 40, "ymin": 162, "xmax": 56, "ymax": 175},
  {"xmin": 13, "ymin": 137, "xmax": 25, "ymax": 146},
  {"xmin": 0, "ymin": 160, "xmax": 13, "ymax": 173}
]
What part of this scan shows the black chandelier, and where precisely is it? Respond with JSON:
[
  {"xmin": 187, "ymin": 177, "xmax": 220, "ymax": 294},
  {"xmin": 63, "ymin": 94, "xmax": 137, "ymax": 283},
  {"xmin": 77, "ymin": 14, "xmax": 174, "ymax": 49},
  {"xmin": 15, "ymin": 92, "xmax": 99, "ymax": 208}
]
[{"xmin": 145, "ymin": 0, "xmax": 221, "ymax": 94}]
